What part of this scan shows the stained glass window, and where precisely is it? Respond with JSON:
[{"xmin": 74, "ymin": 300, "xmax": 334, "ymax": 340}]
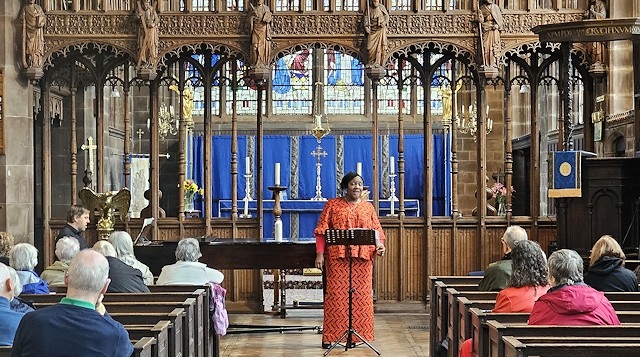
[
  {"xmin": 390, "ymin": 0, "xmax": 411, "ymax": 11},
  {"xmin": 378, "ymin": 59, "xmax": 412, "ymax": 115},
  {"xmin": 228, "ymin": 60, "xmax": 260, "ymax": 115},
  {"xmin": 272, "ymin": 50, "xmax": 313, "ymax": 115},
  {"xmin": 324, "ymin": 50, "xmax": 365, "ymax": 115},
  {"xmin": 275, "ymin": 0, "xmax": 300, "ymax": 11},
  {"xmin": 226, "ymin": 0, "xmax": 244, "ymax": 11}
]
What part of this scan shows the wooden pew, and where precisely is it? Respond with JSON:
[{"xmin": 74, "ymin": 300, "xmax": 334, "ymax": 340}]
[
  {"xmin": 429, "ymin": 276, "xmax": 482, "ymax": 356},
  {"xmin": 133, "ymin": 337, "xmax": 157, "ymax": 357},
  {"xmin": 502, "ymin": 335, "xmax": 640, "ymax": 357},
  {"xmin": 488, "ymin": 321, "xmax": 640, "ymax": 357},
  {"xmin": 23, "ymin": 290, "xmax": 207, "ymax": 357},
  {"xmin": 0, "ymin": 338, "xmax": 157, "ymax": 357},
  {"xmin": 126, "ymin": 320, "xmax": 171, "ymax": 357},
  {"xmin": 29, "ymin": 300, "xmax": 187, "ymax": 357}
]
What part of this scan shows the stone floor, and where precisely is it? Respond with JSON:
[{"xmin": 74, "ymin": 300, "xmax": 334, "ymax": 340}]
[{"xmin": 220, "ymin": 310, "xmax": 430, "ymax": 357}]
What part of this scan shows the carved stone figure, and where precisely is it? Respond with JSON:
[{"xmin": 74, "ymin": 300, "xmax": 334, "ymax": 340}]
[
  {"xmin": 478, "ymin": 0, "xmax": 504, "ymax": 69},
  {"xmin": 137, "ymin": 0, "xmax": 160, "ymax": 68},
  {"xmin": 584, "ymin": 0, "xmax": 607, "ymax": 65},
  {"xmin": 248, "ymin": 0, "xmax": 272, "ymax": 67},
  {"xmin": 364, "ymin": 0, "xmax": 389, "ymax": 67},
  {"xmin": 20, "ymin": 0, "xmax": 46, "ymax": 69}
]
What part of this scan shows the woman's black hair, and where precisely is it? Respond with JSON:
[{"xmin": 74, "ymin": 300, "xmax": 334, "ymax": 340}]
[{"xmin": 340, "ymin": 172, "xmax": 361, "ymax": 191}]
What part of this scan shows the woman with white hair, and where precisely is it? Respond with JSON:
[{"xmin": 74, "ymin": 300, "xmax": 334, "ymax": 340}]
[
  {"xmin": 156, "ymin": 238, "xmax": 224, "ymax": 285},
  {"xmin": 41, "ymin": 236, "xmax": 80, "ymax": 286},
  {"xmin": 10, "ymin": 243, "xmax": 49, "ymax": 294},
  {"xmin": 93, "ymin": 241, "xmax": 149, "ymax": 293},
  {"xmin": 108, "ymin": 231, "xmax": 154, "ymax": 285}
]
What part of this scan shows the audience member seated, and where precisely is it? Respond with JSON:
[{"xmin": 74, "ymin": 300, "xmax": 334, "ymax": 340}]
[
  {"xmin": 11, "ymin": 250, "xmax": 134, "ymax": 356},
  {"xmin": 41, "ymin": 237, "xmax": 80, "ymax": 287},
  {"xmin": 108, "ymin": 231, "xmax": 154, "ymax": 285},
  {"xmin": 0, "ymin": 232, "xmax": 14, "ymax": 266},
  {"xmin": 55, "ymin": 205, "xmax": 90, "ymax": 250},
  {"xmin": 92, "ymin": 241, "xmax": 149, "ymax": 293},
  {"xmin": 459, "ymin": 240, "xmax": 550, "ymax": 357},
  {"xmin": 156, "ymin": 237, "xmax": 224, "ymax": 285},
  {"xmin": 10, "ymin": 243, "xmax": 49, "ymax": 294},
  {"xmin": 478, "ymin": 225, "xmax": 528, "ymax": 291},
  {"xmin": 7, "ymin": 266, "xmax": 35, "ymax": 313},
  {"xmin": 584, "ymin": 235, "xmax": 638, "ymax": 292},
  {"xmin": 529, "ymin": 249, "xmax": 620, "ymax": 325},
  {"xmin": 0, "ymin": 263, "xmax": 25, "ymax": 346}
]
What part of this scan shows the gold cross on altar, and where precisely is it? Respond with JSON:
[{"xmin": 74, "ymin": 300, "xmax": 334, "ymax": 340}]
[
  {"xmin": 136, "ymin": 129, "xmax": 144, "ymax": 154},
  {"xmin": 81, "ymin": 136, "xmax": 97, "ymax": 175}
]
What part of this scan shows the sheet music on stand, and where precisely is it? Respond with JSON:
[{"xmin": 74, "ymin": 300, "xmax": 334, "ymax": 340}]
[
  {"xmin": 134, "ymin": 217, "xmax": 154, "ymax": 246},
  {"xmin": 325, "ymin": 228, "xmax": 379, "ymax": 246}
]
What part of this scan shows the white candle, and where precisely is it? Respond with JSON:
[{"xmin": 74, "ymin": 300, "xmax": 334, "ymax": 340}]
[
  {"xmin": 390, "ymin": 156, "xmax": 395, "ymax": 174},
  {"xmin": 243, "ymin": 198, "xmax": 249, "ymax": 217},
  {"xmin": 315, "ymin": 115, "xmax": 321, "ymax": 127},
  {"xmin": 274, "ymin": 220, "xmax": 283, "ymax": 242},
  {"xmin": 245, "ymin": 157, "xmax": 251, "ymax": 175},
  {"xmin": 169, "ymin": 105, "xmax": 175, "ymax": 116},
  {"xmin": 147, "ymin": 118, "xmax": 150, "ymax": 129},
  {"xmin": 356, "ymin": 162, "xmax": 362, "ymax": 176},
  {"xmin": 274, "ymin": 162, "xmax": 281, "ymax": 186}
]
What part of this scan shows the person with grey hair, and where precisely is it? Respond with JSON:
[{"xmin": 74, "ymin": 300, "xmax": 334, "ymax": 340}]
[
  {"xmin": 0, "ymin": 263, "xmax": 25, "ymax": 346},
  {"xmin": 108, "ymin": 231, "xmax": 154, "ymax": 285},
  {"xmin": 156, "ymin": 237, "xmax": 224, "ymax": 285},
  {"xmin": 478, "ymin": 225, "xmax": 528, "ymax": 291},
  {"xmin": 7, "ymin": 266, "xmax": 35, "ymax": 313},
  {"xmin": 529, "ymin": 249, "xmax": 620, "ymax": 326},
  {"xmin": 10, "ymin": 243, "xmax": 49, "ymax": 294},
  {"xmin": 92, "ymin": 241, "xmax": 149, "ymax": 293},
  {"xmin": 11, "ymin": 250, "xmax": 133, "ymax": 356},
  {"xmin": 41, "ymin": 237, "xmax": 80, "ymax": 286}
]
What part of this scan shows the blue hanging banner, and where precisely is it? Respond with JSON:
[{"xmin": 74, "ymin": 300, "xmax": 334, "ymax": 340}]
[{"xmin": 548, "ymin": 151, "xmax": 582, "ymax": 198}]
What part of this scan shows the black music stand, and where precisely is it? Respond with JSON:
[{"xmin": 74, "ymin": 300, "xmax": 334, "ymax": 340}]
[{"xmin": 323, "ymin": 229, "xmax": 380, "ymax": 356}]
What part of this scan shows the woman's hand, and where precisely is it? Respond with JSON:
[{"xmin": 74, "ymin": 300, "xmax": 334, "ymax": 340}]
[
  {"xmin": 376, "ymin": 244, "xmax": 386, "ymax": 256},
  {"xmin": 315, "ymin": 253, "xmax": 324, "ymax": 270}
]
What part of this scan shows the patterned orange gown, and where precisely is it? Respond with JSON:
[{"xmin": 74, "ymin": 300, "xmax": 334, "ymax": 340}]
[{"xmin": 314, "ymin": 197, "xmax": 386, "ymax": 345}]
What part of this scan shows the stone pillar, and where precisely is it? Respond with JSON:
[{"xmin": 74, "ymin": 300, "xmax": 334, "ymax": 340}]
[{"xmin": 0, "ymin": 1, "xmax": 36, "ymax": 242}]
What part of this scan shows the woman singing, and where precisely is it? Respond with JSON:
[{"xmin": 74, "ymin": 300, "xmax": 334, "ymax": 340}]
[{"xmin": 314, "ymin": 172, "xmax": 386, "ymax": 348}]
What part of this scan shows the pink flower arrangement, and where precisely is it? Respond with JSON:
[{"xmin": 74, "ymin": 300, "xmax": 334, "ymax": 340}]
[{"xmin": 491, "ymin": 182, "xmax": 515, "ymax": 203}]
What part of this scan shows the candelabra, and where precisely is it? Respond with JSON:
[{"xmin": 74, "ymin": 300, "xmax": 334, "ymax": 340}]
[
  {"xmin": 149, "ymin": 102, "xmax": 179, "ymax": 140},
  {"xmin": 387, "ymin": 173, "xmax": 398, "ymax": 217},
  {"xmin": 456, "ymin": 104, "xmax": 493, "ymax": 142},
  {"xmin": 310, "ymin": 111, "xmax": 331, "ymax": 200},
  {"xmin": 240, "ymin": 173, "xmax": 253, "ymax": 218}
]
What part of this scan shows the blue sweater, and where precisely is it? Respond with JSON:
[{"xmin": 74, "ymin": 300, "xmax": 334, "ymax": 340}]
[
  {"xmin": 11, "ymin": 298, "xmax": 133, "ymax": 357},
  {"xmin": 0, "ymin": 297, "xmax": 25, "ymax": 346}
]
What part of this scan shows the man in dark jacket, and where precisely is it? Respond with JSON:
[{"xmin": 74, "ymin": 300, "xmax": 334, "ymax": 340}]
[{"xmin": 55, "ymin": 205, "xmax": 90, "ymax": 250}]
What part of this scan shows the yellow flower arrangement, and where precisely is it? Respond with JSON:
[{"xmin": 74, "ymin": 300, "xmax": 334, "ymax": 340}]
[{"xmin": 182, "ymin": 179, "xmax": 202, "ymax": 202}]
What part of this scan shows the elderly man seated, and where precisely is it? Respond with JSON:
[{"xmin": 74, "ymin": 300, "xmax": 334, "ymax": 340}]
[
  {"xmin": 93, "ymin": 241, "xmax": 149, "ymax": 293},
  {"xmin": 156, "ymin": 237, "xmax": 224, "ymax": 285},
  {"xmin": 529, "ymin": 249, "xmax": 620, "ymax": 325},
  {"xmin": 11, "ymin": 250, "xmax": 134, "ymax": 356},
  {"xmin": 478, "ymin": 225, "xmax": 528, "ymax": 291},
  {"xmin": 41, "ymin": 237, "xmax": 80, "ymax": 286},
  {"xmin": 0, "ymin": 263, "xmax": 25, "ymax": 346}
]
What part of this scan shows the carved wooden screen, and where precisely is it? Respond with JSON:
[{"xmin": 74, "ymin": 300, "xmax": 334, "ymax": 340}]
[{"xmin": 0, "ymin": 69, "xmax": 3, "ymax": 155}]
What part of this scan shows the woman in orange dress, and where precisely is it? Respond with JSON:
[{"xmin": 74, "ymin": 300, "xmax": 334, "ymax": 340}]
[{"xmin": 314, "ymin": 172, "xmax": 386, "ymax": 348}]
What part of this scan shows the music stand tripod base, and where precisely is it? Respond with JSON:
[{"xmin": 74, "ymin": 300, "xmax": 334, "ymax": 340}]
[{"xmin": 323, "ymin": 229, "xmax": 381, "ymax": 356}]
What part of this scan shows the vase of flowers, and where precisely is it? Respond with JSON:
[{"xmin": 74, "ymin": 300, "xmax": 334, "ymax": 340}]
[
  {"xmin": 491, "ymin": 182, "xmax": 515, "ymax": 216},
  {"xmin": 182, "ymin": 179, "xmax": 203, "ymax": 211}
]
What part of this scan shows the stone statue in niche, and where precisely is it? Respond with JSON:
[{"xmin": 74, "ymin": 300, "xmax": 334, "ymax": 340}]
[
  {"xmin": 478, "ymin": 0, "xmax": 504, "ymax": 71},
  {"xmin": 20, "ymin": 0, "xmax": 46, "ymax": 69},
  {"xmin": 136, "ymin": 0, "xmax": 159, "ymax": 68},
  {"xmin": 364, "ymin": 0, "xmax": 389, "ymax": 67},
  {"xmin": 248, "ymin": 0, "xmax": 272, "ymax": 68},
  {"xmin": 584, "ymin": 0, "xmax": 607, "ymax": 67}
]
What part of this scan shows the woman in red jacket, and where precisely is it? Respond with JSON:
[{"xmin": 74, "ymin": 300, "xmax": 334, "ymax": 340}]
[{"xmin": 529, "ymin": 249, "xmax": 620, "ymax": 326}]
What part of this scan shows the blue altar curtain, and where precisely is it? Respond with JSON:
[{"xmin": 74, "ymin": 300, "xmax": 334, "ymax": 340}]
[{"xmin": 190, "ymin": 133, "xmax": 450, "ymax": 219}]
